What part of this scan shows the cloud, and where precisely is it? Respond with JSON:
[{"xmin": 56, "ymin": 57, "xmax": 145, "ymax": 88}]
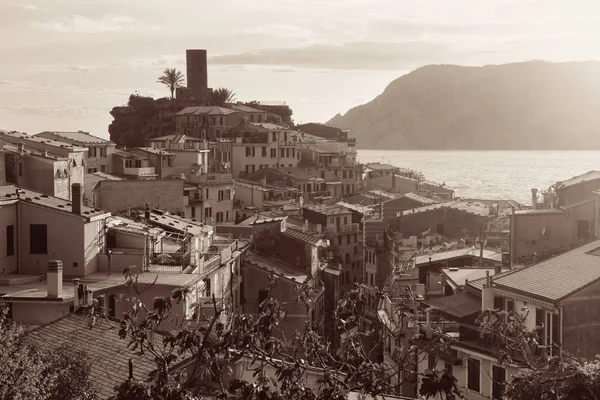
[
  {"xmin": 17, "ymin": 4, "xmax": 48, "ymax": 12},
  {"xmin": 210, "ymin": 41, "xmax": 463, "ymax": 70},
  {"xmin": 0, "ymin": 80, "xmax": 135, "ymax": 97},
  {"xmin": 1, "ymin": 105, "xmax": 103, "ymax": 118},
  {"xmin": 31, "ymin": 14, "xmax": 135, "ymax": 33},
  {"xmin": 233, "ymin": 24, "xmax": 313, "ymax": 39}
]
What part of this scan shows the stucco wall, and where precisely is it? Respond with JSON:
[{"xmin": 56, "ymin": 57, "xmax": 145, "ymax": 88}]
[
  {"xmin": 12, "ymin": 302, "xmax": 71, "ymax": 326},
  {"xmin": 562, "ymin": 279, "xmax": 600, "ymax": 359},
  {"xmin": 0, "ymin": 203, "xmax": 17, "ymax": 274},
  {"xmin": 399, "ymin": 209, "xmax": 487, "ymax": 239},
  {"xmin": 94, "ymin": 180, "xmax": 184, "ymax": 215}
]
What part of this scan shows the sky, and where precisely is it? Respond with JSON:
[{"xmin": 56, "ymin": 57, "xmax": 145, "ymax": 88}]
[{"xmin": 2, "ymin": 0, "xmax": 600, "ymax": 139}]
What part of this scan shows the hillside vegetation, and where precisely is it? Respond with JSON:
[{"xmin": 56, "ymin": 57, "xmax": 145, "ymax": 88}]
[{"xmin": 328, "ymin": 61, "xmax": 600, "ymax": 150}]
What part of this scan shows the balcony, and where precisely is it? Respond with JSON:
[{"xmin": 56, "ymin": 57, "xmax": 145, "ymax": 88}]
[
  {"xmin": 189, "ymin": 194, "xmax": 204, "ymax": 204},
  {"xmin": 197, "ymin": 173, "xmax": 233, "ymax": 185},
  {"xmin": 123, "ymin": 167, "xmax": 156, "ymax": 176}
]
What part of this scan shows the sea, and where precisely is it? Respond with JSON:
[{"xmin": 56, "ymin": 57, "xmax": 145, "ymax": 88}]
[{"xmin": 358, "ymin": 150, "xmax": 600, "ymax": 205}]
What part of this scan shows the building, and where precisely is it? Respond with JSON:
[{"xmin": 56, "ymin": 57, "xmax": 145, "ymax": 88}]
[
  {"xmin": 185, "ymin": 49, "xmax": 209, "ymax": 102},
  {"xmin": 111, "ymin": 149, "xmax": 157, "ymax": 180},
  {"xmin": 187, "ymin": 171, "xmax": 235, "ymax": 224},
  {"xmin": 553, "ymin": 170, "xmax": 600, "ymax": 207},
  {"xmin": 228, "ymin": 122, "xmax": 300, "ymax": 177},
  {"xmin": 417, "ymin": 181, "xmax": 455, "ymax": 200},
  {"xmin": 129, "ymin": 148, "xmax": 177, "ymax": 179},
  {"xmin": 35, "ymin": 130, "xmax": 116, "ymax": 174},
  {"xmin": 0, "ymin": 184, "xmax": 110, "ymax": 277},
  {"xmin": 227, "ymin": 103, "xmax": 269, "ymax": 123},
  {"xmin": 146, "ymin": 134, "xmax": 210, "ymax": 176},
  {"xmin": 301, "ymin": 205, "xmax": 362, "ymax": 294},
  {"xmin": 296, "ymin": 122, "xmax": 350, "ymax": 142},
  {"xmin": 0, "ymin": 130, "xmax": 86, "ymax": 200},
  {"xmin": 395, "ymin": 201, "xmax": 491, "ymax": 239},
  {"xmin": 93, "ymin": 179, "xmax": 185, "ymax": 215},
  {"xmin": 175, "ymin": 106, "xmax": 240, "ymax": 140},
  {"xmin": 510, "ymin": 197, "xmax": 598, "ymax": 263},
  {"xmin": 84, "ymin": 171, "xmax": 121, "ymax": 207},
  {"xmin": 234, "ymin": 179, "xmax": 299, "ymax": 213}
]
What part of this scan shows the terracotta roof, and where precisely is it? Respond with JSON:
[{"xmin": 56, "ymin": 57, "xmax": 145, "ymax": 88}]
[
  {"xmin": 422, "ymin": 292, "xmax": 481, "ymax": 319},
  {"xmin": 281, "ymin": 228, "xmax": 323, "ymax": 246},
  {"xmin": 28, "ymin": 314, "xmax": 174, "ymax": 399},
  {"xmin": 414, "ymin": 247, "xmax": 503, "ymax": 266},
  {"xmin": 36, "ymin": 131, "xmax": 114, "ymax": 145},
  {"xmin": 176, "ymin": 106, "xmax": 236, "ymax": 116},
  {"xmin": 134, "ymin": 147, "xmax": 174, "ymax": 156},
  {"xmin": 493, "ymin": 240, "xmax": 600, "ymax": 301},
  {"xmin": 147, "ymin": 210, "xmax": 212, "ymax": 236},
  {"xmin": 244, "ymin": 252, "xmax": 308, "ymax": 283},
  {"xmin": 558, "ymin": 170, "xmax": 600, "ymax": 188}
]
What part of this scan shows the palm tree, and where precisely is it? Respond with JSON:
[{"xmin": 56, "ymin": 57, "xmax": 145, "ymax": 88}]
[
  {"xmin": 211, "ymin": 87, "xmax": 236, "ymax": 107},
  {"xmin": 157, "ymin": 68, "xmax": 185, "ymax": 99}
]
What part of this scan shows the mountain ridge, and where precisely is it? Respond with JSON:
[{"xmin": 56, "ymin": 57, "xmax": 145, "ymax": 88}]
[{"xmin": 327, "ymin": 61, "xmax": 600, "ymax": 150}]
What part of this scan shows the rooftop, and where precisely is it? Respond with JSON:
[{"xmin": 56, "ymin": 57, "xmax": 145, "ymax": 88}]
[
  {"xmin": 337, "ymin": 201, "xmax": 376, "ymax": 215},
  {"xmin": 147, "ymin": 210, "xmax": 212, "ymax": 236},
  {"xmin": 176, "ymin": 106, "xmax": 237, "ymax": 116},
  {"xmin": 493, "ymin": 240, "xmax": 600, "ymax": 301},
  {"xmin": 28, "ymin": 314, "xmax": 169, "ymax": 399},
  {"xmin": 466, "ymin": 269, "xmax": 516, "ymax": 292},
  {"xmin": 423, "ymin": 292, "xmax": 481, "ymax": 319},
  {"xmin": 304, "ymin": 204, "xmax": 351, "ymax": 216},
  {"xmin": 244, "ymin": 251, "xmax": 309, "ymax": 283},
  {"xmin": 514, "ymin": 208, "xmax": 565, "ymax": 215},
  {"xmin": 249, "ymin": 122, "xmax": 293, "ymax": 131},
  {"xmin": 36, "ymin": 130, "xmax": 114, "ymax": 145},
  {"xmin": 134, "ymin": 147, "xmax": 174, "ymax": 156},
  {"xmin": 557, "ymin": 170, "xmax": 600, "ymax": 188},
  {"xmin": 227, "ymin": 103, "xmax": 265, "ymax": 113},
  {"xmin": 113, "ymin": 148, "xmax": 149, "ymax": 159},
  {"xmin": 442, "ymin": 267, "xmax": 510, "ymax": 291},
  {"xmin": 148, "ymin": 134, "xmax": 204, "ymax": 143},
  {"xmin": 365, "ymin": 163, "xmax": 397, "ymax": 171},
  {"xmin": 0, "ymin": 130, "xmax": 87, "ymax": 151},
  {"xmin": 275, "ymin": 167, "xmax": 325, "ymax": 182},
  {"xmin": 414, "ymin": 247, "xmax": 503, "ymax": 266},
  {"xmin": 401, "ymin": 200, "xmax": 490, "ymax": 218},
  {"xmin": 0, "ymin": 141, "xmax": 68, "ymax": 161},
  {"xmin": 368, "ymin": 189, "xmax": 399, "ymax": 199},
  {"xmin": 281, "ymin": 227, "xmax": 324, "ymax": 247},
  {"xmin": 87, "ymin": 171, "xmax": 122, "ymax": 181},
  {"xmin": 402, "ymin": 192, "xmax": 437, "ymax": 205},
  {"xmin": 0, "ymin": 185, "xmax": 109, "ymax": 221}
]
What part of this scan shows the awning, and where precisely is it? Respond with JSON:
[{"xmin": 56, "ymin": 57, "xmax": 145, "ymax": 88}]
[{"xmin": 423, "ymin": 292, "xmax": 481, "ymax": 319}]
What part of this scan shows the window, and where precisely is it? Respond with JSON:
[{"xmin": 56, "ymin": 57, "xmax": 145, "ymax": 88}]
[
  {"xmin": 444, "ymin": 362, "xmax": 453, "ymax": 377},
  {"xmin": 345, "ymin": 253, "xmax": 350, "ymax": 264},
  {"xmin": 205, "ymin": 207, "xmax": 212, "ymax": 220},
  {"xmin": 370, "ymin": 274, "xmax": 373, "ymax": 285},
  {"xmin": 162, "ymin": 158, "xmax": 168, "ymax": 167},
  {"xmin": 262, "ymin": 147, "xmax": 267, "ymax": 157},
  {"xmin": 343, "ymin": 216, "xmax": 348, "ymax": 225},
  {"xmin": 87, "ymin": 168, "xmax": 97, "ymax": 173},
  {"xmin": 216, "ymin": 212, "xmax": 223, "ymax": 223},
  {"xmin": 578, "ymin": 220, "xmax": 591, "ymax": 237},
  {"xmin": 467, "ymin": 358, "xmax": 480, "ymax": 392},
  {"xmin": 246, "ymin": 147, "xmax": 251, "ymax": 156},
  {"xmin": 272, "ymin": 132, "xmax": 277, "ymax": 142},
  {"xmin": 30, "ymin": 224, "xmax": 47, "ymax": 254},
  {"xmin": 436, "ymin": 223, "xmax": 445, "ymax": 235},
  {"xmin": 338, "ymin": 236, "xmax": 342, "ymax": 245},
  {"xmin": 354, "ymin": 246, "xmax": 358, "ymax": 255},
  {"xmin": 349, "ymin": 170, "xmax": 353, "ymax": 178},
  {"xmin": 191, "ymin": 207, "xmax": 196, "ymax": 218},
  {"xmin": 252, "ymin": 147, "xmax": 256, "ymax": 157},
  {"xmin": 6, "ymin": 225, "xmax": 14, "ymax": 256},
  {"xmin": 506, "ymin": 299, "xmax": 514, "ymax": 313},
  {"xmin": 219, "ymin": 117, "xmax": 223, "ymax": 125},
  {"xmin": 284, "ymin": 132, "xmax": 288, "ymax": 142},
  {"xmin": 494, "ymin": 296, "xmax": 504, "ymax": 310},
  {"xmin": 345, "ymin": 271, "xmax": 350, "ymax": 282},
  {"xmin": 100, "ymin": 147, "xmax": 107, "ymax": 157},
  {"xmin": 18, "ymin": 163, "xmax": 22, "ymax": 176},
  {"xmin": 100, "ymin": 165, "xmax": 108, "ymax": 173},
  {"xmin": 280, "ymin": 148, "xmax": 284, "ymax": 158},
  {"xmin": 343, "ymin": 170, "xmax": 347, "ymax": 179},
  {"xmin": 258, "ymin": 289, "xmax": 269, "ymax": 313},
  {"xmin": 492, "ymin": 365, "xmax": 506, "ymax": 399},
  {"xmin": 203, "ymin": 278, "xmax": 211, "ymax": 297},
  {"xmin": 552, "ymin": 311, "xmax": 560, "ymax": 348},
  {"xmin": 347, "ymin": 235, "xmax": 351, "ymax": 244},
  {"xmin": 270, "ymin": 148, "xmax": 276, "ymax": 158},
  {"xmin": 291, "ymin": 148, "xmax": 295, "ymax": 157},
  {"xmin": 428, "ymin": 355, "xmax": 436, "ymax": 371},
  {"xmin": 226, "ymin": 190, "xmax": 231, "ymax": 200},
  {"xmin": 286, "ymin": 148, "xmax": 290, "ymax": 158},
  {"xmin": 205, "ymin": 188, "xmax": 209, "ymax": 199},
  {"xmin": 354, "ymin": 233, "xmax": 358, "ymax": 243}
]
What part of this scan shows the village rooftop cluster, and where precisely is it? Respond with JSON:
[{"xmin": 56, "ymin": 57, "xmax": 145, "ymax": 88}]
[{"xmin": 2, "ymin": 49, "xmax": 600, "ymax": 399}]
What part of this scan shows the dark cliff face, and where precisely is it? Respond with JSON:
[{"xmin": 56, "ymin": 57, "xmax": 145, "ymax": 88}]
[{"xmin": 327, "ymin": 61, "xmax": 600, "ymax": 150}]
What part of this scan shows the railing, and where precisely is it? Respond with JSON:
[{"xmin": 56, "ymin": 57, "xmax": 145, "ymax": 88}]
[
  {"xmin": 124, "ymin": 167, "xmax": 156, "ymax": 176},
  {"xmin": 189, "ymin": 195, "xmax": 204, "ymax": 204}
]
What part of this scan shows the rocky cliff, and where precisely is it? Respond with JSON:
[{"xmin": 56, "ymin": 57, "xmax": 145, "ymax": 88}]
[{"xmin": 328, "ymin": 61, "xmax": 600, "ymax": 150}]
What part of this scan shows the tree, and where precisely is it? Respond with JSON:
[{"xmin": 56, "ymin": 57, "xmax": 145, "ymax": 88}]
[
  {"xmin": 98, "ymin": 268, "xmax": 456, "ymax": 399},
  {"xmin": 157, "ymin": 68, "xmax": 185, "ymax": 99},
  {"xmin": 211, "ymin": 87, "xmax": 236, "ymax": 107},
  {"xmin": 0, "ymin": 304, "xmax": 97, "ymax": 400}
]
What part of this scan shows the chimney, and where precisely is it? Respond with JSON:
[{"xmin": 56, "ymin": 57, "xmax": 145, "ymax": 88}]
[
  {"xmin": 531, "ymin": 188, "xmax": 538, "ymax": 209},
  {"xmin": 481, "ymin": 271, "xmax": 494, "ymax": 312},
  {"xmin": 144, "ymin": 203, "xmax": 151, "ymax": 220},
  {"xmin": 71, "ymin": 183, "xmax": 82, "ymax": 214},
  {"xmin": 73, "ymin": 278, "xmax": 80, "ymax": 309},
  {"xmin": 47, "ymin": 260, "xmax": 63, "ymax": 297},
  {"xmin": 17, "ymin": 142, "xmax": 24, "ymax": 152}
]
